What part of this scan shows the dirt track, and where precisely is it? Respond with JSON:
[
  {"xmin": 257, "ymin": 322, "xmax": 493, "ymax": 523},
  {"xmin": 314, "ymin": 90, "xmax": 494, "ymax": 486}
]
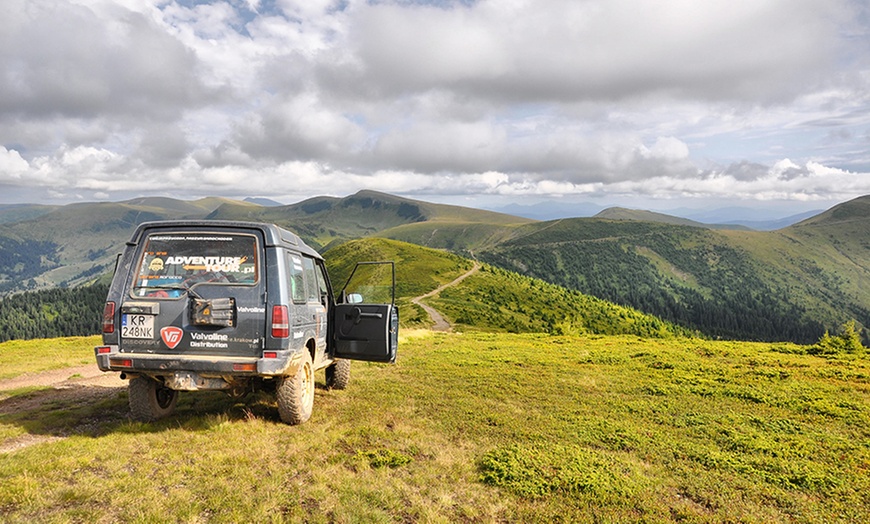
[
  {"xmin": 0, "ymin": 365, "xmax": 127, "ymax": 453},
  {"xmin": 410, "ymin": 262, "xmax": 480, "ymax": 331},
  {"xmin": 0, "ymin": 364, "xmax": 125, "ymax": 393}
]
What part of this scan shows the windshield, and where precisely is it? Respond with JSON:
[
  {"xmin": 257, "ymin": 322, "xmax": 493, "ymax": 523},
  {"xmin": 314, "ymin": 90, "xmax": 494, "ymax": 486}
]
[{"xmin": 132, "ymin": 232, "xmax": 258, "ymax": 298}]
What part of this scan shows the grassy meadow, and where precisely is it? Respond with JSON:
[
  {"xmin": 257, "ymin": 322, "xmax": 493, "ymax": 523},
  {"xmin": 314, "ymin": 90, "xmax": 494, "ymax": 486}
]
[
  {"xmin": 0, "ymin": 336, "xmax": 97, "ymax": 380},
  {"xmin": 1, "ymin": 333, "xmax": 868, "ymax": 522}
]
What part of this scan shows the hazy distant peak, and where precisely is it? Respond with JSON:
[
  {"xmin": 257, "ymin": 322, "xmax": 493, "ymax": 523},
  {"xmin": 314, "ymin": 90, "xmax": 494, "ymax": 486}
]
[
  {"xmin": 244, "ymin": 197, "xmax": 283, "ymax": 207},
  {"xmin": 595, "ymin": 207, "xmax": 709, "ymax": 228}
]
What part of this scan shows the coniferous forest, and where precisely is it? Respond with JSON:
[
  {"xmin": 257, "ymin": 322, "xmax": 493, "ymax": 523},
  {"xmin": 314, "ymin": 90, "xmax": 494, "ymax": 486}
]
[{"xmin": 0, "ymin": 284, "xmax": 108, "ymax": 342}]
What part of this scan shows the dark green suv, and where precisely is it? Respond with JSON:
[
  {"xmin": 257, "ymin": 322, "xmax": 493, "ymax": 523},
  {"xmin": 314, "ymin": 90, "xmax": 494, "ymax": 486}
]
[{"xmin": 96, "ymin": 220, "xmax": 397, "ymax": 424}]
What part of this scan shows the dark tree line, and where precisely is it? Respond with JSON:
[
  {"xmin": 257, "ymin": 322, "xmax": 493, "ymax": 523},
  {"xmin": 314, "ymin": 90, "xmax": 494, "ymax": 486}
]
[{"xmin": 0, "ymin": 284, "xmax": 108, "ymax": 342}]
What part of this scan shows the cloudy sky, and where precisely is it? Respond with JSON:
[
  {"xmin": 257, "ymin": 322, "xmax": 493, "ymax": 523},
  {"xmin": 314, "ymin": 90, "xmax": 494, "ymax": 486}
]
[{"xmin": 1, "ymin": 0, "xmax": 869, "ymax": 216}]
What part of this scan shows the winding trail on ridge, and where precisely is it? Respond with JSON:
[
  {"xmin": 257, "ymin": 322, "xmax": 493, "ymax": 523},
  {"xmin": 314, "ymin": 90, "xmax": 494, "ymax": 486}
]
[{"xmin": 411, "ymin": 261, "xmax": 481, "ymax": 332}]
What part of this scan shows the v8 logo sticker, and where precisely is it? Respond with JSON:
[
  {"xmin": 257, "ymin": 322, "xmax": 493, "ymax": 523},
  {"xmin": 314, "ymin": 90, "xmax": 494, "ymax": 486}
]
[{"xmin": 161, "ymin": 326, "xmax": 184, "ymax": 349}]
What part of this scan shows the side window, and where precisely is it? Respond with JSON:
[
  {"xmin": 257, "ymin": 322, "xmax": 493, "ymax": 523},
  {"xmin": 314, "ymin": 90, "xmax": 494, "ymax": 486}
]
[
  {"xmin": 289, "ymin": 254, "xmax": 305, "ymax": 303},
  {"xmin": 315, "ymin": 262, "xmax": 329, "ymax": 303},
  {"xmin": 302, "ymin": 257, "xmax": 319, "ymax": 303}
]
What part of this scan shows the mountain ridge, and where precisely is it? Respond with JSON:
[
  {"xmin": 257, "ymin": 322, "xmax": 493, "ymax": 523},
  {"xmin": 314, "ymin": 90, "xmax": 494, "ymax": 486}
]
[
  {"xmin": 593, "ymin": 207, "xmax": 750, "ymax": 230},
  {"xmin": 0, "ymin": 191, "xmax": 866, "ymax": 344}
]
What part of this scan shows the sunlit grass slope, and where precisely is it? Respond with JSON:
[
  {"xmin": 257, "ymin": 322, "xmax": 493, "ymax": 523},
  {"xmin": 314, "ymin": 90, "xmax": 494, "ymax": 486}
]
[
  {"xmin": 430, "ymin": 263, "xmax": 693, "ymax": 337},
  {"xmin": 1, "ymin": 333, "xmax": 868, "ymax": 522},
  {"xmin": 325, "ymin": 237, "xmax": 476, "ymax": 327}
]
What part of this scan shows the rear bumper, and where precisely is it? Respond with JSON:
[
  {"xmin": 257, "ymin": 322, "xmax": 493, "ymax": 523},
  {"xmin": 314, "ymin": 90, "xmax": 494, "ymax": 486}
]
[{"xmin": 94, "ymin": 345, "xmax": 302, "ymax": 378}]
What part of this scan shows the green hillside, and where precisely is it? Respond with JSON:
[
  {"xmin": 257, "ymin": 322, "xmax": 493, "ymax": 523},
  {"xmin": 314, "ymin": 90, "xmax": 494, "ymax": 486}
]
[
  {"xmin": 325, "ymin": 237, "xmax": 475, "ymax": 327},
  {"xmin": 0, "ymin": 204, "xmax": 58, "ymax": 225},
  {"xmin": 0, "ymin": 235, "xmax": 686, "ymax": 342},
  {"xmin": 779, "ymin": 195, "xmax": 870, "ymax": 310},
  {"xmin": 0, "ymin": 191, "xmax": 867, "ymax": 344},
  {"xmin": 476, "ymin": 212, "xmax": 867, "ymax": 344},
  {"xmin": 324, "ymin": 238, "xmax": 690, "ymax": 338}
]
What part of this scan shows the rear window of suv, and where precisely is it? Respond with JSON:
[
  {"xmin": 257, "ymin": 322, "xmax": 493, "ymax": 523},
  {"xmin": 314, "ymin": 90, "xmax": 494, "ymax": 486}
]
[{"xmin": 132, "ymin": 233, "xmax": 259, "ymax": 297}]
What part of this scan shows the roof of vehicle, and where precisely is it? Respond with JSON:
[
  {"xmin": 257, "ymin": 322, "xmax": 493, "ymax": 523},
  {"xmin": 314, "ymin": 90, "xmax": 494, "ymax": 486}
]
[{"xmin": 128, "ymin": 220, "xmax": 323, "ymax": 259}]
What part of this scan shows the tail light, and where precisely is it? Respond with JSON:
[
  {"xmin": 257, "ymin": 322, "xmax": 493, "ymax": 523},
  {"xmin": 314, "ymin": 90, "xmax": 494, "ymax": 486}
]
[
  {"xmin": 271, "ymin": 305, "xmax": 289, "ymax": 338},
  {"xmin": 102, "ymin": 302, "xmax": 116, "ymax": 334}
]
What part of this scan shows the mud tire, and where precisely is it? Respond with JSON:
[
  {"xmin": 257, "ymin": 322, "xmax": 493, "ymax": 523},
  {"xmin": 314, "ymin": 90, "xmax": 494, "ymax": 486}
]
[
  {"xmin": 129, "ymin": 377, "xmax": 178, "ymax": 422},
  {"xmin": 277, "ymin": 352, "xmax": 314, "ymax": 425},
  {"xmin": 325, "ymin": 359, "xmax": 351, "ymax": 390}
]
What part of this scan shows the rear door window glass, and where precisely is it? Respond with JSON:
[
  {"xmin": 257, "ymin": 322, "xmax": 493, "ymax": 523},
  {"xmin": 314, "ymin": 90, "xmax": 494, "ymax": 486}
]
[
  {"xmin": 302, "ymin": 257, "xmax": 319, "ymax": 303},
  {"xmin": 133, "ymin": 233, "xmax": 258, "ymax": 297},
  {"xmin": 289, "ymin": 254, "xmax": 306, "ymax": 303}
]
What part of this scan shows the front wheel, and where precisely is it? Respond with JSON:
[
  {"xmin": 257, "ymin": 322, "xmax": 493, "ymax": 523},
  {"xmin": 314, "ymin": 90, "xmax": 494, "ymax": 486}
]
[
  {"xmin": 325, "ymin": 359, "xmax": 351, "ymax": 390},
  {"xmin": 129, "ymin": 377, "xmax": 178, "ymax": 422},
  {"xmin": 277, "ymin": 352, "xmax": 315, "ymax": 425}
]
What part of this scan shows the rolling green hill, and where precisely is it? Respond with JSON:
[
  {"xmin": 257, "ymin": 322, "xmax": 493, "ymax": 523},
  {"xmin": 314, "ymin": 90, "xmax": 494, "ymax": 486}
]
[
  {"xmin": 475, "ymin": 197, "xmax": 870, "ymax": 344},
  {"xmin": 0, "ymin": 191, "xmax": 867, "ymax": 344},
  {"xmin": 0, "ymin": 204, "xmax": 58, "ymax": 225},
  {"xmin": 0, "ymin": 237, "xmax": 686, "ymax": 342},
  {"xmin": 0, "ymin": 190, "xmax": 529, "ymax": 293},
  {"xmin": 324, "ymin": 238, "xmax": 690, "ymax": 338},
  {"xmin": 208, "ymin": 190, "xmax": 531, "ymax": 250}
]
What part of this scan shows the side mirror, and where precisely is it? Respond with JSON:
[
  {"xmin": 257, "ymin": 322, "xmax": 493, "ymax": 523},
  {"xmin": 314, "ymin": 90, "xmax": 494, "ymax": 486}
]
[{"xmin": 346, "ymin": 293, "xmax": 363, "ymax": 304}]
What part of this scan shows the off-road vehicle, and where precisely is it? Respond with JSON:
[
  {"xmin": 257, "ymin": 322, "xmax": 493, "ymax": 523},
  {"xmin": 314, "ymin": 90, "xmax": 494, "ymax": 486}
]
[{"xmin": 95, "ymin": 220, "xmax": 397, "ymax": 424}]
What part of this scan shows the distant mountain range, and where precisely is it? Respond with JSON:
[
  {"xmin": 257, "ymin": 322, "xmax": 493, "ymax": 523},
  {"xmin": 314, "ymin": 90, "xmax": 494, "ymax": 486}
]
[
  {"xmin": 488, "ymin": 201, "xmax": 824, "ymax": 230},
  {"xmin": 0, "ymin": 190, "xmax": 866, "ymax": 344}
]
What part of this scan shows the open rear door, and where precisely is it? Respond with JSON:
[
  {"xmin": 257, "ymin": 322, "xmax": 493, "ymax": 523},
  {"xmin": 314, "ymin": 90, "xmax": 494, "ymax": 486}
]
[{"xmin": 332, "ymin": 261, "xmax": 398, "ymax": 363}]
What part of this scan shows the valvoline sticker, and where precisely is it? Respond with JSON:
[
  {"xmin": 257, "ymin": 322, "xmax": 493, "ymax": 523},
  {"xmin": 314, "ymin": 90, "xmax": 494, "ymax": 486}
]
[{"xmin": 160, "ymin": 326, "xmax": 184, "ymax": 349}]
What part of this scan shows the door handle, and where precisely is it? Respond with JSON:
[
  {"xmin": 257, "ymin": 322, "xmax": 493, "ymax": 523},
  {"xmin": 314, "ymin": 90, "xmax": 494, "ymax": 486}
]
[{"xmin": 347, "ymin": 307, "xmax": 383, "ymax": 324}]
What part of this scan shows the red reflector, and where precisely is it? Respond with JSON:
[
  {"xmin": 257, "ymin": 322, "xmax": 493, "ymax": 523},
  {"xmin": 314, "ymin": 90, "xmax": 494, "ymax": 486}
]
[
  {"xmin": 97, "ymin": 346, "xmax": 112, "ymax": 354},
  {"xmin": 272, "ymin": 305, "xmax": 289, "ymax": 338},
  {"xmin": 110, "ymin": 358, "xmax": 133, "ymax": 368},
  {"xmin": 102, "ymin": 302, "xmax": 116, "ymax": 334},
  {"xmin": 233, "ymin": 363, "xmax": 257, "ymax": 372},
  {"xmin": 263, "ymin": 351, "xmax": 278, "ymax": 359}
]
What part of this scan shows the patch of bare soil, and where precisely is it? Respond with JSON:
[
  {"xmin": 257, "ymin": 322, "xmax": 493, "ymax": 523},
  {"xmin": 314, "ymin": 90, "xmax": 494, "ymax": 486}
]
[
  {"xmin": 0, "ymin": 364, "xmax": 124, "ymax": 392},
  {"xmin": 0, "ymin": 366, "xmax": 127, "ymax": 454}
]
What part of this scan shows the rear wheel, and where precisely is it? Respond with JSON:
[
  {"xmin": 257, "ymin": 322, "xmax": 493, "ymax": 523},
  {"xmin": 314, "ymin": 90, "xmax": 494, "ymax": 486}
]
[
  {"xmin": 129, "ymin": 377, "xmax": 178, "ymax": 422},
  {"xmin": 325, "ymin": 359, "xmax": 351, "ymax": 390},
  {"xmin": 277, "ymin": 352, "xmax": 314, "ymax": 425}
]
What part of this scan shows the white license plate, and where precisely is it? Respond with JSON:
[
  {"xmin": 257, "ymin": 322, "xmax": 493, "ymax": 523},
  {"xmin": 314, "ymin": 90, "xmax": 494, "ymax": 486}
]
[{"xmin": 122, "ymin": 314, "xmax": 155, "ymax": 339}]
